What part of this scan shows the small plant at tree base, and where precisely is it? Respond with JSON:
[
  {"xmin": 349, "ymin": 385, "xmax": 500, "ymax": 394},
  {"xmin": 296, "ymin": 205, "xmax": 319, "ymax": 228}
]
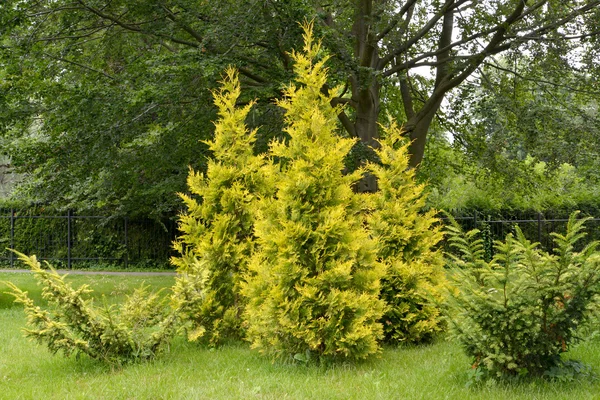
[
  {"xmin": 5, "ymin": 251, "xmax": 178, "ymax": 365},
  {"xmin": 364, "ymin": 122, "xmax": 446, "ymax": 344},
  {"xmin": 171, "ymin": 68, "xmax": 273, "ymax": 345},
  {"xmin": 445, "ymin": 212, "xmax": 600, "ymax": 379},
  {"xmin": 241, "ymin": 22, "xmax": 386, "ymax": 362}
]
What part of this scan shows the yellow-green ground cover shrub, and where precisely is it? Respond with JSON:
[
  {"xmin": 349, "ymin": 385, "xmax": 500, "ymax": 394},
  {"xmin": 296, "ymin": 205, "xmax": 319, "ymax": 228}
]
[{"xmin": 5, "ymin": 251, "xmax": 178, "ymax": 365}]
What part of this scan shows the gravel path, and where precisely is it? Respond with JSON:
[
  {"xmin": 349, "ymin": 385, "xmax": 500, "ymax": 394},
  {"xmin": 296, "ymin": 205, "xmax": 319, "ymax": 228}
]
[{"xmin": 0, "ymin": 269, "xmax": 175, "ymax": 276}]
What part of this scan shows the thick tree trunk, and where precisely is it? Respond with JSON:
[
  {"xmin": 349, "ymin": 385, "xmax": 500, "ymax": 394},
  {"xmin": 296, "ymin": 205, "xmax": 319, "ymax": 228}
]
[
  {"xmin": 352, "ymin": 84, "xmax": 441, "ymax": 170},
  {"xmin": 351, "ymin": 0, "xmax": 381, "ymax": 192},
  {"xmin": 406, "ymin": 5, "xmax": 455, "ymax": 169},
  {"xmin": 353, "ymin": 81, "xmax": 381, "ymax": 192},
  {"xmin": 406, "ymin": 102, "xmax": 441, "ymax": 168},
  {"xmin": 354, "ymin": 84, "xmax": 380, "ymax": 149}
]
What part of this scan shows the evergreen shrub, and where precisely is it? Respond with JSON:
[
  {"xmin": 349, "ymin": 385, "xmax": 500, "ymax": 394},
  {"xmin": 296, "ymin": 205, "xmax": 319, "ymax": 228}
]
[
  {"xmin": 171, "ymin": 68, "xmax": 273, "ymax": 345},
  {"xmin": 172, "ymin": 22, "xmax": 446, "ymax": 358},
  {"xmin": 445, "ymin": 212, "xmax": 600, "ymax": 379},
  {"xmin": 365, "ymin": 122, "xmax": 446, "ymax": 344},
  {"xmin": 241, "ymin": 23, "xmax": 386, "ymax": 362},
  {"xmin": 5, "ymin": 251, "xmax": 178, "ymax": 365}
]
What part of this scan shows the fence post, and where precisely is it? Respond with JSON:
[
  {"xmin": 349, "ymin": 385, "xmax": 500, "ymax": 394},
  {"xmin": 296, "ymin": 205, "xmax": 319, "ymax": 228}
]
[
  {"xmin": 67, "ymin": 209, "xmax": 72, "ymax": 269},
  {"xmin": 124, "ymin": 216, "xmax": 129, "ymax": 269},
  {"xmin": 9, "ymin": 208, "xmax": 15, "ymax": 268},
  {"xmin": 537, "ymin": 212, "xmax": 542, "ymax": 244}
]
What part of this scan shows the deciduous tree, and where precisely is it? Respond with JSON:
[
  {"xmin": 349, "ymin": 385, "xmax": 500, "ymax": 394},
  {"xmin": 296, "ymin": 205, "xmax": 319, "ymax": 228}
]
[{"xmin": 2, "ymin": 0, "xmax": 598, "ymax": 199}]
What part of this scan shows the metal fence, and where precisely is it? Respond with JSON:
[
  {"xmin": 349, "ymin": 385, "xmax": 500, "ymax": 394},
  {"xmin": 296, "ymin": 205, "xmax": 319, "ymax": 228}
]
[
  {"xmin": 2, "ymin": 208, "xmax": 599, "ymax": 269},
  {"xmin": 445, "ymin": 212, "xmax": 600, "ymax": 256},
  {"xmin": 0, "ymin": 208, "xmax": 177, "ymax": 269}
]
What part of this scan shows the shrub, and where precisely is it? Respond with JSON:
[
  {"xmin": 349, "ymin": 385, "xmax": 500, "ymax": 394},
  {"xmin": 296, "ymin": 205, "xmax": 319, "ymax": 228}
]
[
  {"xmin": 365, "ymin": 122, "xmax": 446, "ymax": 344},
  {"xmin": 171, "ymin": 67, "xmax": 273, "ymax": 345},
  {"xmin": 5, "ymin": 251, "xmax": 178, "ymax": 365},
  {"xmin": 241, "ymin": 23, "xmax": 385, "ymax": 362},
  {"xmin": 445, "ymin": 212, "xmax": 600, "ymax": 379}
]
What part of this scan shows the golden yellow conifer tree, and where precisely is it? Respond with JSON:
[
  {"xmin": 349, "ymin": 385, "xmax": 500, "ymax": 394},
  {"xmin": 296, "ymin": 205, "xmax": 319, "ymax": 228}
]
[{"xmin": 241, "ymin": 23, "xmax": 386, "ymax": 361}]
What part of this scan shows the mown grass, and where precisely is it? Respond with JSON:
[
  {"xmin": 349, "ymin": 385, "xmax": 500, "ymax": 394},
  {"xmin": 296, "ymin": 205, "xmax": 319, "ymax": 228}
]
[
  {"xmin": 0, "ymin": 261, "xmax": 175, "ymax": 272},
  {"xmin": 0, "ymin": 272, "xmax": 175, "ymax": 308},
  {"xmin": 1, "ymin": 272, "xmax": 599, "ymax": 399}
]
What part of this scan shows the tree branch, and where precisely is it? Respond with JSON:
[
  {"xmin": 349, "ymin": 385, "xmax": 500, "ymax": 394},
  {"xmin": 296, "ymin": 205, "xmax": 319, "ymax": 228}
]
[
  {"xmin": 482, "ymin": 61, "xmax": 600, "ymax": 96},
  {"xmin": 434, "ymin": 1, "xmax": 454, "ymax": 89},
  {"xmin": 406, "ymin": 0, "xmax": 528, "ymax": 131},
  {"xmin": 41, "ymin": 52, "xmax": 117, "ymax": 81},
  {"xmin": 238, "ymin": 67, "xmax": 269, "ymax": 84},
  {"xmin": 35, "ymin": 24, "xmax": 112, "ymax": 42},
  {"xmin": 161, "ymin": 5, "xmax": 204, "ymax": 45},
  {"xmin": 76, "ymin": 0, "xmax": 200, "ymax": 48},
  {"xmin": 337, "ymin": 110, "xmax": 358, "ymax": 138},
  {"xmin": 526, "ymin": 1, "xmax": 600, "ymax": 38},
  {"xmin": 399, "ymin": 73, "xmax": 416, "ymax": 120},
  {"xmin": 375, "ymin": 0, "xmax": 418, "ymax": 42},
  {"xmin": 378, "ymin": 0, "xmax": 470, "ymax": 69},
  {"xmin": 26, "ymin": 5, "xmax": 85, "ymax": 18}
]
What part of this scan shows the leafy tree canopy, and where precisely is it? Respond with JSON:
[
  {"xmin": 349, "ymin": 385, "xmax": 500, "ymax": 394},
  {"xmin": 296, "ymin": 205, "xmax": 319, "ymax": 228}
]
[
  {"xmin": 1, "ymin": 0, "xmax": 598, "ymax": 211},
  {"xmin": 419, "ymin": 55, "xmax": 600, "ymax": 213}
]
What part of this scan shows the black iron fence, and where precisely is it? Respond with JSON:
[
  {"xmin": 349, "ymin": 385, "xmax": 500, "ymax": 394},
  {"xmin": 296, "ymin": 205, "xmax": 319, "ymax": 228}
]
[
  {"xmin": 0, "ymin": 208, "xmax": 177, "ymax": 269},
  {"xmin": 2, "ymin": 208, "xmax": 599, "ymax": 269},
  {"xmin": 444, "ymin": 212, "xmax": 600, "ymax": 256}
]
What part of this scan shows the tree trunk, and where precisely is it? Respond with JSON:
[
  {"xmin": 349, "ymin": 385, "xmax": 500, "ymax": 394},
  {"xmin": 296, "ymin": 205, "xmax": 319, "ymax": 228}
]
[
  {"xmin": 406, "ymin": 102, "xmax": 441, "ymax": 168},
  {"xmin": 406, "ymin": 5, "xmax": 455, "ymax": 169},
  {"xmin": 355, "ymin": 85, "xmax": 380, "ymax": 149},
  {"xmin": 353, "ymin": 80, "xmax": 381, "ymax": 192},
  {"xmin": 351, "ymin": 0, "xmax": 381, "ymax": 192}
]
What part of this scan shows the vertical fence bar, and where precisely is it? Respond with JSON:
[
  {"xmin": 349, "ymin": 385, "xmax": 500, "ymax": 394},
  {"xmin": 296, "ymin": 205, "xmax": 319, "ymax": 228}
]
[
  {"xmin": 124, "ymin": 216, "xmax": 128, "ymax": 269},
  {"xmin": 67, "ymin": 209, "xmax": 72, "ymax": 269},
  {"xmin": 9, "ymin": 208, "xmax": 15, "ymax": 268},
  {"xmin": 537, "ymin": 212, "xmax": 542, "ymax": 245}
]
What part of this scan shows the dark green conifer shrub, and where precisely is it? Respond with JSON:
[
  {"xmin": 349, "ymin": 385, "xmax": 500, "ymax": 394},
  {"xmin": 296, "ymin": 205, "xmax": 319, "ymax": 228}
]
[
  {"xmin": 5, "ymin": 251, "xmax": 177, "ymax": 365},
  {"xmin": 445, "ymin": 212, "xmax": 600, "ymax": 379},
  {"xmin": 365, "ymin": 121, "xmax": 446, "ymax": 344},
  {"xmin": 241, "ymin": 23, "xmax": 385, "ymax": 362},
  {"xmin": 171, "ymin": 68, "xmax": 273, "ymax": 344}
]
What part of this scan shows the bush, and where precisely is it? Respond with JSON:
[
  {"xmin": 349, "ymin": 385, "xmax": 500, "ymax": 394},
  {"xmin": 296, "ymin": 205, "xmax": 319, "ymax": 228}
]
[
  {"xmin": 171, "ymin": 22, "xmax": 446, "ymax": 358},
  {"xmin": 5, "ymin": 251, "xmax": 178, "ymax": 365},
  {"xmin": 365, "ymin": 122, "xmax": 446, "ymax": 344},
  {"xmin": 445, "ymin": 212, "xmax": 600, "ymax": 379},
  {"xmin": 171, "ymin": 67, "xmax": 273, "ymax": 345},
  {"xmin": 241, "ymin": 23, "xmax": 385, "ymax": 362}
]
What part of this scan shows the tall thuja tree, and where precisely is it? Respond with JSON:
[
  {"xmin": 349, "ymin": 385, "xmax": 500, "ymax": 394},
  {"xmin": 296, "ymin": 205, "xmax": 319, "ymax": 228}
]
[
  {"xmin": 365, "ymin": 121, "xmax": 446, "ymax": 344},
  {"xmin": 171, "ymin": 68, "xmax": 272, "ymax": 344},
  {"xmin": 242, "ymin": 23, "xmax": 386, "ymax": 362}
]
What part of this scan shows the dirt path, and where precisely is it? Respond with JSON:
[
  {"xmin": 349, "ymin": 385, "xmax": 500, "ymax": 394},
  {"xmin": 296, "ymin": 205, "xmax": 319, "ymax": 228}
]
[{"xmin": 0, "ymin": 269, "xmax": 176, "ymax": 276}]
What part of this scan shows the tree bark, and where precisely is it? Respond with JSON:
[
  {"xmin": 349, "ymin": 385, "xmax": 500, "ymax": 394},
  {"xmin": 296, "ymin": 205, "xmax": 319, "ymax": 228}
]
[
  {"xmin": 406, "ymin": 2, "xmax": 455, "ymax": 168},
  {"xmin": 355, "ymin": 83, "xmax": 381, "ymax": 150},
  {"xmin": 406, "ymin": 103, "xmax": 441, "ymax": 168},
  {"xmin": 350, "ymin": 0, "xmax": 381, "ymax": 192},
  {"xmin": 353, "ymin": 79, "xmax": 381, "ymax": 192}
]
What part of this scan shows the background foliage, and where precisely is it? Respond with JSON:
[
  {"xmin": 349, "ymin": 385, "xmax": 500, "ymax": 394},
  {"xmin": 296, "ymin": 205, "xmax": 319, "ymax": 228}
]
[{"xmin": 2, "ymin": 1, "xmax": 599, "ymax": 215}]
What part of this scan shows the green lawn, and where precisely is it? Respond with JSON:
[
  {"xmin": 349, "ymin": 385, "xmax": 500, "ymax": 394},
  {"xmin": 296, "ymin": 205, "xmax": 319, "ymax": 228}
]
[{"xmin": 1, "ymin": 273, "xmax": 599, "ymax": 399}]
